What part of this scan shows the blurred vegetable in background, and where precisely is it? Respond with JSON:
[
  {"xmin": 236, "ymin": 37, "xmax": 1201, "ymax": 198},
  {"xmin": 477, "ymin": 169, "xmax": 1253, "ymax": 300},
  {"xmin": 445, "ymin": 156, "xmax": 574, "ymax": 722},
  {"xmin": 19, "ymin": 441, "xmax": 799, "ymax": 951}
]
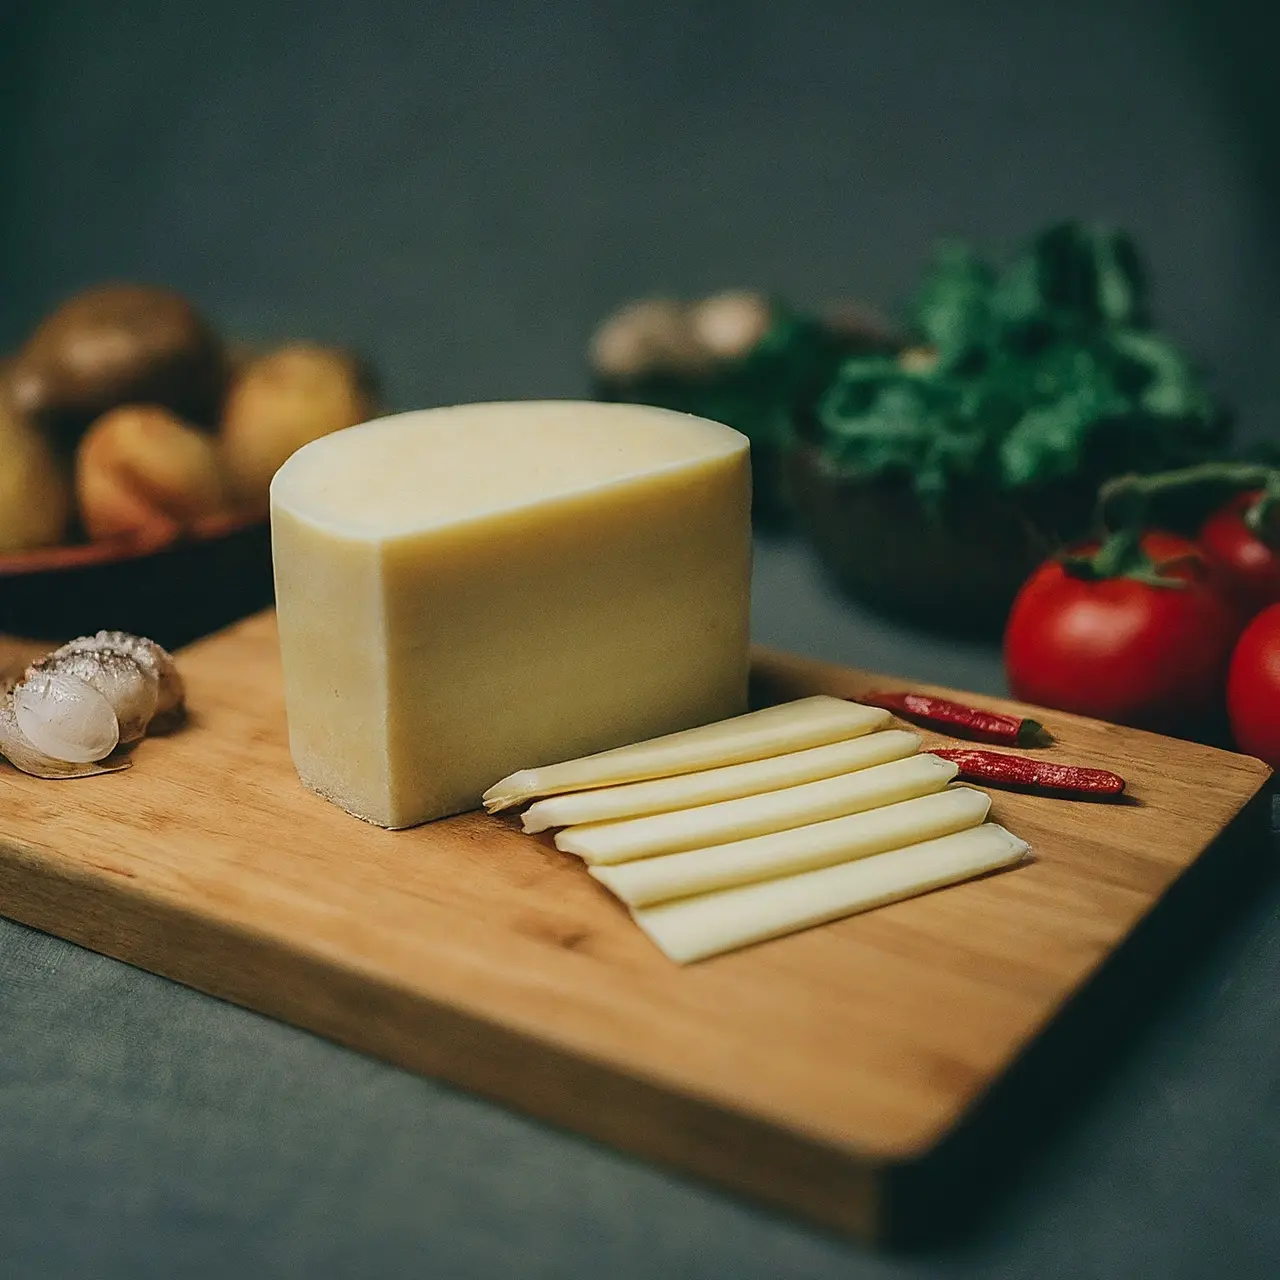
[
  {"xmin": 1226, "ymin": 604, "xmax": 1280, "ymax": 767},
  {"xmin": 590, "ymin": 291, "xmax": 894, "ymax": 527},
  {"xmin": 1003, "ymin": 529, "xmax": 1242, "ymax": 736},
  {"xmin": 0, "ymin": 283, "xmax": 381, "ymax": 645},
  {"xmin": 1001, "ymin": 459, "xmax": 1280, "ymax": 749},
  {"xmin": 811, "ymin": 222, "xmax": 1228, "ymax": 505},
  {"xmin": 1097, "ymin": 460, "xmax": 1280, "ymax": 616},
  {"xmin": 590, "ymin": 221, "xmax": 1232, "ymax": 634}
]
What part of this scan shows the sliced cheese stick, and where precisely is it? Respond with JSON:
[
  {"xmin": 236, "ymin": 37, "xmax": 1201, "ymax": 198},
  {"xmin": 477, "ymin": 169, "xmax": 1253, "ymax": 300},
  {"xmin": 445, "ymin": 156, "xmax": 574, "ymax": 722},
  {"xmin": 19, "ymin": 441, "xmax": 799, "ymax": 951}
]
[
  {"xmin": 482, "ymin": 696, "xmax": 889, "ymax": 812},
  {"xmin": 521, "ymin": 729, "xmax": 921, "ymax": 833},
  {"xmin": 556, "ymin": 752, "xmax": 959, "ymax": 864},
  {"xmin": 590, "ymin": 785, "xmax": 990, "ymax": 907},
  {"xmin": 634, "ymin": 823, "xmax": 1030, "ymax": 964}
]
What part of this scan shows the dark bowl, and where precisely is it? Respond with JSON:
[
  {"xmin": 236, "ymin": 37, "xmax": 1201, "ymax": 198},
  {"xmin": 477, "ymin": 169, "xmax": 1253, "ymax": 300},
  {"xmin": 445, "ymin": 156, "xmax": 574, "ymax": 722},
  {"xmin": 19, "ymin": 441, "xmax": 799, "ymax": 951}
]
[
  {"xmin": 787, "ymin": 443, "xmax": 1097, "ymax": 639},
  {"xmin": 0, "ymin": 512, "xmax": 274, "ymax": 648}
]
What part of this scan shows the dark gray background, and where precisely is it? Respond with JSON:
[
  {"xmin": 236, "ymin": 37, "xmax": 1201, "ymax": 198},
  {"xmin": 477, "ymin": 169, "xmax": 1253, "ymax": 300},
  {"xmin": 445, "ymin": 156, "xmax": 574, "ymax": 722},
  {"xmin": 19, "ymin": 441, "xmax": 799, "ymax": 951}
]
[{"xmin": 1, "ymin": 1, "xmax": 1278, "ymax": 1276}]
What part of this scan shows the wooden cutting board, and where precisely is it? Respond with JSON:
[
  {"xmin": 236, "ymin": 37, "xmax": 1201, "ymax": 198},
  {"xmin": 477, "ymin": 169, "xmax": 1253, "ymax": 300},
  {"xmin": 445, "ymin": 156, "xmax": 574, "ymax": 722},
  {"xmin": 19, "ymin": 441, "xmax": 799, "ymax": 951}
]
[{"xmin": 0, "ymin": 611, "xmax": 1270, "ymax": 1243}]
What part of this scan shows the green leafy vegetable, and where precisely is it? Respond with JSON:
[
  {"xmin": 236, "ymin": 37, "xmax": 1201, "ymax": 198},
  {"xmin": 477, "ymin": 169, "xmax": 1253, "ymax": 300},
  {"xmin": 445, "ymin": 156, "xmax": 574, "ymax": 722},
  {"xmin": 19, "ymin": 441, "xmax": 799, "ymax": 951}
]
[
  {"xmin": 815, "ymin": 221, "xmax": 1228, "ymax": 508},
  {"xmin": 914, "ymin": 244, "xmax": 993, "ymax": 356}
]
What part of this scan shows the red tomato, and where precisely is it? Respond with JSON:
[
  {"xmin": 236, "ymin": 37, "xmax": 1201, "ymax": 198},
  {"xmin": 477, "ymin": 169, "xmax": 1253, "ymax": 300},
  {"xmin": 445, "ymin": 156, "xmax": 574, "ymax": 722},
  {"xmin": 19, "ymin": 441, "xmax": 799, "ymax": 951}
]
[
  {"xmin": 1004, "ymin": 532, "xmax": 1242, "ymax": 733},
  {"xmin": 1226, "ymin": 603, "xmax": 1280, "ymax": 766},
  {"xmin": 1198, "ymin": 490, "xmax": 1280, "ymax": 617}
]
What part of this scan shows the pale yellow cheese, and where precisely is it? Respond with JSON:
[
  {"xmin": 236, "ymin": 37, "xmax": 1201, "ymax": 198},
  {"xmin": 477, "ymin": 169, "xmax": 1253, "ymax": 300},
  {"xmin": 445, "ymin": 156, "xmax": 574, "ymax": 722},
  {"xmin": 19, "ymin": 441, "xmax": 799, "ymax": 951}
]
[
  {"xmin": 633, "ymin": 823, "xmax": 1030, "ymax": 963},
  {"xmin": 554, "ymin": 753, "xmax": 960, "ymax": 864},
  {"xmin": 589, "ymin": 786, "xmax": 991, "ymax": 907},
  {"xmin": 483, "ymin": 695, "xmax": 890, "ymax": 812},
  {"xmin": 520, "ymin": 728, "xmax": 921, "ymax": 832},
  {"xmin": 270, "ymin": 401, "xmax": 752, "ymax": 828}
]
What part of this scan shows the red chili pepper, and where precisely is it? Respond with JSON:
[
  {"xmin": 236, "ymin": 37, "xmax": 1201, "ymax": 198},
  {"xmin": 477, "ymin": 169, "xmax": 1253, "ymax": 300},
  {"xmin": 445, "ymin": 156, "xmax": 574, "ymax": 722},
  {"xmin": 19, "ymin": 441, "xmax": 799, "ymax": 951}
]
[
  {"xmin": 931, "ymin": 748, "xmax": 1125, "ymax": 797},
  {"xmin": 863, "ymin": 691, "xmax": 1049, "ymax": 747}
]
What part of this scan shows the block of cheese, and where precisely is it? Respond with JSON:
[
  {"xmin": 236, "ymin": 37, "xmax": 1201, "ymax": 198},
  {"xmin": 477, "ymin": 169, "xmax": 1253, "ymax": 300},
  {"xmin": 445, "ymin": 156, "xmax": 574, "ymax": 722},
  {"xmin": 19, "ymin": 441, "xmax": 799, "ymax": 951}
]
[{"xmin": 270, "ymin": 401, "xmax": 752, "ymax": 828}]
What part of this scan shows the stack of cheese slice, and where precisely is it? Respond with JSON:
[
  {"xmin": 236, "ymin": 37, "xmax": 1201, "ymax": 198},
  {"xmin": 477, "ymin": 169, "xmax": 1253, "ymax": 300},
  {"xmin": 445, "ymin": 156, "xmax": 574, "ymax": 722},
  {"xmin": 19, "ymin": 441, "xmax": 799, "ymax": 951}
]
[{"xmin": 483, "ymin": 696, "xmax": 1029, "ymax": 964}]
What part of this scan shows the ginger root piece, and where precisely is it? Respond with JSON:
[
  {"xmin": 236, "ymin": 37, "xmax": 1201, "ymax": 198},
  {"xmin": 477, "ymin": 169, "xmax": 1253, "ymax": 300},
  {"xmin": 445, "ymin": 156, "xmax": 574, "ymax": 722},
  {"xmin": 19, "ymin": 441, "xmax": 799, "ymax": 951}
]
[
  {"xmin": 219, "ymin": 343, "xmax": 378, "ymax": 510},
  {"xmin": 0, "ymin": 369, "xmax": 72, "ymax": 552},
  {"xmin": 11, "ymin": 284, "xmax": 227, "ymax": 435},
  {"xmin": 76, "ymin": 405, "xmax": 228, "ymax": 542}
]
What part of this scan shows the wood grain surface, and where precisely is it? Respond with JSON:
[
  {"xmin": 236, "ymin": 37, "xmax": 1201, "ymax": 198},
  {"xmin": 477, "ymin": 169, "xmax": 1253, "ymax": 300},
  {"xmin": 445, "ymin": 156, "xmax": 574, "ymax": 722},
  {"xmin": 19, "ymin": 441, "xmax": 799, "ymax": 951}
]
[{"xmin": 0, "ymin": 612, "xmax": 1270, "ymax": 1242}]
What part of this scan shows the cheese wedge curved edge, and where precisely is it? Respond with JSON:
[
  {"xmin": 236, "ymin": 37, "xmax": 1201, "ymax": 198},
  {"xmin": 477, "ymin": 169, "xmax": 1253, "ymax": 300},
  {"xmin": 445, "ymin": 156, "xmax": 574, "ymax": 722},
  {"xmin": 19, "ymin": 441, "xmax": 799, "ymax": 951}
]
[
  {"xmin": 589, "ymin": 785, "xmax": 991, "ymax": 907},
  {"xmin": 521, "ymin": 729, "xmax": 922, "ymax": 832},
  {"xmin": 555, "ymin": 752, "xmax": 959, "ymax": 864},
  {"xmin": 633, "ymin": 823, "xmax": 1030, "ymax": 964},
  {"xmin": 482, "ymin": 695, "xmax": 890, "ymax": 812}
]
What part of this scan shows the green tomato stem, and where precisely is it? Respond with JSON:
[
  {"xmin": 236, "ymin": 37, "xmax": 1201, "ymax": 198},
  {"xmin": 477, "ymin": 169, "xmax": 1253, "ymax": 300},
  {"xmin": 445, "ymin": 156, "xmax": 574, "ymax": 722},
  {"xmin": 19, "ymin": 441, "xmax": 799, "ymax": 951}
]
[
  {"xmin": 1060, "ymin": 524, "xmax": 1190, "ymax": 588},
  {"xmin": 1243, "ymin": 472, "xmax": 1280, "ymax": 546},
  {"xmin": 1098, "ymin": 461, "xmax": 1277, "ymax": 533}
]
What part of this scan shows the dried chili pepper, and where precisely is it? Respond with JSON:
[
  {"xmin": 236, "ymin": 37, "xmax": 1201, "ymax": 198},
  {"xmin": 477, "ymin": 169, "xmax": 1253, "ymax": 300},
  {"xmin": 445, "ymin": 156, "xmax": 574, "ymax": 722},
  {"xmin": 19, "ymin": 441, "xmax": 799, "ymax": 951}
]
[
  {"xmin": 931, "ymin": 748, "xmax": 1125, "ymax": 797},
  {"xmin": 863, "ymin": 691, "xmax": 1049, "ymax": 747}
]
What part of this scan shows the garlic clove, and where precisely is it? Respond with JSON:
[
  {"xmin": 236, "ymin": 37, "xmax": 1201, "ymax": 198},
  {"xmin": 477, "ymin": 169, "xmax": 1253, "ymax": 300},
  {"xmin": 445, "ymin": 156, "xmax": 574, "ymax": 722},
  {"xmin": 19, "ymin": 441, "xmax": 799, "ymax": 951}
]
[
  {"xmin": 14, "ymin": 671, "xmax": 120, "ymax": 763},
  {"xmin": 30, "ymin": 647, "xmax": 159, "ymax": 743},
  {"xmin": 0, "ymin": 691, "xmax": 129, "ymax": 778},
  {"xmin": 55, "ymin": 631, "xmax": 184, "ymax": 720}
]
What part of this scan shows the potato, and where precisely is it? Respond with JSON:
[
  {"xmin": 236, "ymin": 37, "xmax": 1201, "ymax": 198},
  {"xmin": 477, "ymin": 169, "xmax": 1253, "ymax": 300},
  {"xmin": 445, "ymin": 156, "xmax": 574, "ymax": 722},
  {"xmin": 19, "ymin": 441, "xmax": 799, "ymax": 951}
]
[
  {"xmin": 218, "ymin": 343, "xmax": 378, "ymax": 509},
  {"xmin": 0, "ymin": 368, "xmax": 72, "ymax": 552},
  {"xmin": 76, "ymin": 405, "xmax": 229, "ymax": 542},
  {"xmin": 12, "ymin": 284, "xmax": 227, "ymax": 436}
]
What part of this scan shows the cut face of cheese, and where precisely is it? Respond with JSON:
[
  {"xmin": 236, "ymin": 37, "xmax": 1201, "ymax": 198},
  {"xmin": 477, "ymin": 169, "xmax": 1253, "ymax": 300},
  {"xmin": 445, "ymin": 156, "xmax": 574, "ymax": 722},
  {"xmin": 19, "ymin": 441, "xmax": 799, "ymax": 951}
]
[
  {"xmin": 633, "ymin": 823, "xmax": 1030, "ymax": 964},
  {"xmin": 520, "ymin": 728, "xmax": 922, "ymax": 833},
  {"xmin": 589, "ymin": 785, "xmax": 991, "ymax": 907},
  {"xmin": 555, "ymin": 752, "xmax": 960, "ymax": 864},
  {"xmin": 271, "ymin": 401, "xmax": 752, "ymax": 828},
  {"xmin": 483, "ymin": 695, "xmax": 890, "ymax": 813}
]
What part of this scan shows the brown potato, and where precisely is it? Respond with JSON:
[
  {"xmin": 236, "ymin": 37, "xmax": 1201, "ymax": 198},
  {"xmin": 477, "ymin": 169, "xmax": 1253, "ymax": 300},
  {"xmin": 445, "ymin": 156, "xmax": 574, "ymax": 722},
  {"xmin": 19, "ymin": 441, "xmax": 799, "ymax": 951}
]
[
  {"xmin": 0, "ymin": 368, "xmax": 72, "ymax": 553},
  {"xmin": 218, "ymin": 343, "xmax": 378, "ymax": 509},
  {"xmin": 76, "ymin": 405, "xmax": 229, "ymax": 542},
  {"xmin": 12, "ymin": 284, "xmax": 227, "ymax": 436}
]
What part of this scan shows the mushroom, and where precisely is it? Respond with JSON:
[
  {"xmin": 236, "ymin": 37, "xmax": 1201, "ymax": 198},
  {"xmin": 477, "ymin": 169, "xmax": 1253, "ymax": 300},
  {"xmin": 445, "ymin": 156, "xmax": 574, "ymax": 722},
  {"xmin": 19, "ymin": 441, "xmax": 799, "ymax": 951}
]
[
  {"xmin": 11, "ymin": 283, "xmax": 228, "ymax": 436},
  {"xmin": 218, "ymin": 342, "xmax": 378, "ymax": 511},
  {"xmin": 75, "ymin": 405, "xmax": 229, "ymax": 542},
  {"xmin": 688, "ymin": 290, "xmax": 774, "ymax": 361},
  {"xmin": 589, "ymin": 298, "xmax": 714, "ymax": 382}
]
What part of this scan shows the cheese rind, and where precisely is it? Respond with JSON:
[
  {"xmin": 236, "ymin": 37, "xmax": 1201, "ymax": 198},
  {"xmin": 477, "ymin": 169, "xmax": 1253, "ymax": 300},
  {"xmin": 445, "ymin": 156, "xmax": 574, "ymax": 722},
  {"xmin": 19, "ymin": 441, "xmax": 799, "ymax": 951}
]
[
  {"xmin": 633, "ymin": 823, "xmax": 1030, "ymax": 963},
  {"xmin": 521, "ymin": 729, "xmax": 922, "ymax": 832},
  {"xmin": 554, "ymin": 753, "xmax": 960, "ymax": 864},
  {"xmin": 589, "ymin": 786, "xmax": 991, "ymax": 906},
  {"xmin": 271, "ymin": 401, "xmax": 752, "ymax": 828},
  {"xmin": 483, "ymin": 695, "xmax": 890, "ymax": 812}
]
